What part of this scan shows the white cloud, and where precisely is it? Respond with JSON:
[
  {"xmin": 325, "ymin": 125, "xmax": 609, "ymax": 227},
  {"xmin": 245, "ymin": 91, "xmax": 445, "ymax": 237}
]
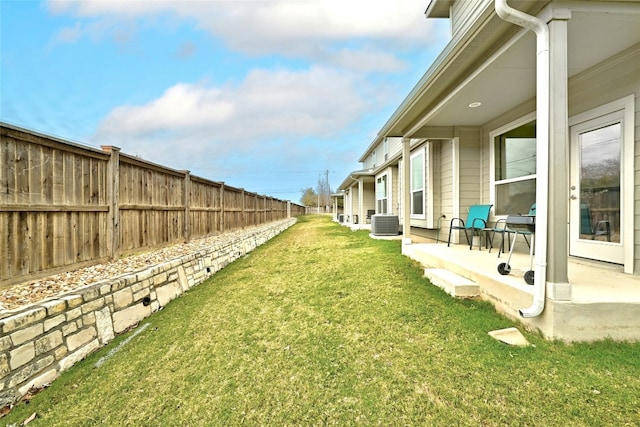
[
  {"xmin": 329, "ymin": 47, "xmax": 407, "ymax": 73},
  {"xmin": 90, "ymin": 66, "xmax": 373, "ymax": 194},
  {"xmin": 46, "ymin": 0, "xmax": 445, "ymax": 72},
  {"xmin": 97, "ymin": 83, "xmax": 235, "ymax": 136},
  {"xmin": 93, "ymin": 66, "xmax": 382, "ymax": 156}
]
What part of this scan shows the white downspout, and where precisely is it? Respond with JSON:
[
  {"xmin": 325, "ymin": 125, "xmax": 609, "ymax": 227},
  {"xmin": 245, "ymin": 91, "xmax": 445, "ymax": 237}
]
[{"xmin": 495, "ymin": 0, "xmax": 549, "ymax": 318}]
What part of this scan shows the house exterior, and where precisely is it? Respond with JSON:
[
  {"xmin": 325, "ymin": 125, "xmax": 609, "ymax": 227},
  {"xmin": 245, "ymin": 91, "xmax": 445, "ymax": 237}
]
[
  {"xmin": 340, "ymin": 0, "xmax": 640, "ymax": 341},
  {"xmin": 337, "ymin": 137, "xmax": 405, "ymax": 230}
]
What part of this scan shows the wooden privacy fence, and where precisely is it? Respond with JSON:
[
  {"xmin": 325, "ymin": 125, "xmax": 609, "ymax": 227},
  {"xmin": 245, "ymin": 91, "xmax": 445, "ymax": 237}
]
[{"xmin": 0, "ymin": 124, "xmax": 306, "ymax": 287}]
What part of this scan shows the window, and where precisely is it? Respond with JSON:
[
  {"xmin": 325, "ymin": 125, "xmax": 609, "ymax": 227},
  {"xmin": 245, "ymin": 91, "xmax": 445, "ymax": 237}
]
[
  {"xmin": 376, "ymin": 175, "xmax": 388, "ymax": 214},
  {"xmin": 371, "ymin": 150, "xmax": 376, "ymax": 168},
  {"xmin": 410, "ymin": 149, "xmax": 425, "ymax": 218},
  {"xmin": 494, "ymin": 120, "xmax": 536, "ymax": 215}
]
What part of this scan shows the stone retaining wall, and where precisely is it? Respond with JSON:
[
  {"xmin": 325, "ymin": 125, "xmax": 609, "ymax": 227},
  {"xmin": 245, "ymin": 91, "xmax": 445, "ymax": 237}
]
[{"xmin": 0, "ymin": 218, "xmax": 296, "ymax": 407}]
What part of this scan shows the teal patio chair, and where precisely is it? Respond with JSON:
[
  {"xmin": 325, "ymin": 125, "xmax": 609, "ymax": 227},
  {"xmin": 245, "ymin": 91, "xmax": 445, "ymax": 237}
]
[
  {"xmin": 447, "ymin": 204, "xmax": 493, "ymax": 250},
  {"xmin": 580, "ymin": 203, "xmax": 611, "ymax": 241}
]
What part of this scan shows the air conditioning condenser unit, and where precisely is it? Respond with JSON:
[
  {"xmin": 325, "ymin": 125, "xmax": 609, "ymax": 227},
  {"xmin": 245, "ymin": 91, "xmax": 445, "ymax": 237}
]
[{"xmin": 371, "ymin": 214, "xmax": 399, "ymax": 236}]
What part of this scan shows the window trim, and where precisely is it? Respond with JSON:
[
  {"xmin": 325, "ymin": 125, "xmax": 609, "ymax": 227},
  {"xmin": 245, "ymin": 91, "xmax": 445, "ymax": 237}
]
[
  {"xmin": 489, "ymin": 112, "xmax": 536, "ymax": 217},
  {"xmin": 410, "ymin": 147, "xmax": 426, "ymax": 220},
  {"xmin": 376, "ymin": 173, "xmax": 388, "ymax": 214}
]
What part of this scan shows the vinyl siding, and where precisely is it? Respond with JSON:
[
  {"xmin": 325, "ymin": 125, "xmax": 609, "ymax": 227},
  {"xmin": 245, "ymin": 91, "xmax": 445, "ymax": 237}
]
[
  {"xmin": 388, "ymin": 137, "xmax": 403, "ymax": 161},
  {"xmin": 391, "ymin": 166, "xmax": 399, "ymax": 215},
  {"xmin": 451, "ymin": 0, "xmax": 492, "ymax": 38},
  {"xmin": 440, "ymin": 140, "xmax": 455, "ymax": 221},
  {"xmin": 457, "ymin": 128, "xmax": 483, "ymax": 211},
  {"xmin": 363, "ymin": 181, "xmax": 376, "ymax": 218}
]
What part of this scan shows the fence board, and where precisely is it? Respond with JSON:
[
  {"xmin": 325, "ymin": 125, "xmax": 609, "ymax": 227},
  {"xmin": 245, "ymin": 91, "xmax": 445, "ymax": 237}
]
[
  {"xmin": 16, "ymin": 139, "xmax": 29, "ymax": 204},
  {"xmin": 0, "ymin": 212, "xmax": 13, "ymax": 277},
  {"xmin": 52, "ymin": 149, "xmax": 63, "ymax": 204},
  {"xmin": 52, "ymin": 212, "xmax": 65, "ymax": 267},
  {"xmin": 0, "ymin": 138, "xmax": 14, "ymax": 204},
  {"xmin": 65, "ymin": 212, "xmax": 74, "ymax": 265},
  {"xmin": 0, "ymin": 213, "xmax": 7, "ymax": 279},
  {"xmin": 29, "ymin": 145, "xmax": 42, "ymax": 204},
  {"xmin": 0, "ymin": 139, "xmax": 6, "ymax": 204},
  {"xmin": 42, "ymin": 145, "xmax": 53, "ymax": 204}
]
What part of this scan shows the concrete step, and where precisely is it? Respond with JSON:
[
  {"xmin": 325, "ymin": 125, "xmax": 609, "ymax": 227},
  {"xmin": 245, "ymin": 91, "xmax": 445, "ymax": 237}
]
[{"xmin": 424, "ymin": 268, "xmax": 480, "ymax": 298}]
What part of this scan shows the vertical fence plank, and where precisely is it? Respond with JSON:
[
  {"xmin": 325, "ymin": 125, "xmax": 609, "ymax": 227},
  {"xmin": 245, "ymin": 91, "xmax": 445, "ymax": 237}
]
[
  {"xmin": 102, "ymin": 146, "xmax": 120, "ymax": 260},
  {"xmin": 0, "ymin": 211, "xmax": 7, "ymax": 280},
  {"xmin": 220, "ymin": 183, "xmax": 225, "ymax": 233},
  {"xmin": 183, "ymin": 171, "xmax": 191, "ymax": 243},
  {"xmin": 51, "ymin": 150, "xmax": 65, "ymax": 205},
  {"xmin": 241, "ymin": 189, "xmax": 245, "ymax": 229},
  {"xmin": 0, "ymin": 136, "xmax": 9, "ymax": 205},
  {"xmin": 15, "ymin": 140, "xmax": 29, "ymax": 205},
  {"xmin": 8, "ymin": 212, "xmax": 18, "ymax": 278},
  {"xmin": 52, "ymin": 211, "xmax": 65, "ymax": 268},
  {"xmin": 42, "ymin": 145, "xmax": 53, "ymax": 205},
  {"xmin": 29, "ymin": 145, "xmax": 42, "ymax": 205},
  {"xmin": 64, "ymin": 211, "xmax": 73, "ymax": 265}
]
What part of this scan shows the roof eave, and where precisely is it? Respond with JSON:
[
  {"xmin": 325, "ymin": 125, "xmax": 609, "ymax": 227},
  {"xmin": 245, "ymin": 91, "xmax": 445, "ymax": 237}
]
[{"xmin": 425, "ymin": 0, "xmax": 453, "ymax": 19}]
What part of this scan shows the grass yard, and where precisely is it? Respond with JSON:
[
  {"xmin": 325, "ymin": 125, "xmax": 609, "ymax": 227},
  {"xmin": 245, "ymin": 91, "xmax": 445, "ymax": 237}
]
[{"xmin": 3, "ymin": 215, "xmax": 640, "ymax": 426}]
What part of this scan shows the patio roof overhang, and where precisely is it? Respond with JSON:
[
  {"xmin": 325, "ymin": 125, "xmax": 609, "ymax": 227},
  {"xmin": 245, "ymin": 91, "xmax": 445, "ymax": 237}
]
[
  {"xmin": 380, "ymin": 1, "xmax": 640, "ymax": 140},
  {"xmin": 337, "ymin": 169, "xmax": 375, "ymax": 191}
]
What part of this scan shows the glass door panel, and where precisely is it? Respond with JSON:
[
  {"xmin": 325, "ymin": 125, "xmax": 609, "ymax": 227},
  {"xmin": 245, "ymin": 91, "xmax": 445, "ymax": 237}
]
[
  {"xmin": 570, "ymin": 114, "xmax": 624, "ymax": 265},
  {"xmin": 578, "ymin": 123, "xmax": 620, "ymax": 243}
]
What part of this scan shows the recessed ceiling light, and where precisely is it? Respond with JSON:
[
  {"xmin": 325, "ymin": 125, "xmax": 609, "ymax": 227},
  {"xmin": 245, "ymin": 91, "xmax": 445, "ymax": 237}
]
[{"xmin": 468, "ymin": 102, "xmax": 482, "ymax": 108}]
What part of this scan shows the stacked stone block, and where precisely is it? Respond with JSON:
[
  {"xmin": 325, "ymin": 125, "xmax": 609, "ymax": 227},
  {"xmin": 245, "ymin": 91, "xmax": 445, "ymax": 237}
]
[{"xmin": 0, "ymin": 218, "xmax": 295, "ymax": 407}]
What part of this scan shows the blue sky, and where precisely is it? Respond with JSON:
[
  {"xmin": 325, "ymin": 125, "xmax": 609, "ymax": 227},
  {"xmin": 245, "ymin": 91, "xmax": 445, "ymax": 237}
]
[{"xmin": 1, "ymin": 0, "xmax": 449, "ymax": 203}]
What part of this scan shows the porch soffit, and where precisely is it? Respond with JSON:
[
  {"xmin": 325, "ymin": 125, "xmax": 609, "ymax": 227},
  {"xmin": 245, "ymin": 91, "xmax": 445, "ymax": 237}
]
[
  {"xmin": 383, "ymin": 1, "xmax": 640, "ymax": 140},
  {"xmin": 380, "ymin": 2, "xmax": 543, "ymax": 139}
]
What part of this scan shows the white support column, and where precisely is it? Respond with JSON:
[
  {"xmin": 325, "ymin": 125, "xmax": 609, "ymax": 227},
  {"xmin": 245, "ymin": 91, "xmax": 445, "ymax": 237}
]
[
  {"xmin": 402, "ymin": 137, "xmax": 411, "ymax": 244},
  {"xmin": 547, "ymin": 9, "xmax": 571, "ymax": 293},
  {"xmin": 358, "ymin": 179, "xmax": 364, "ymax": 226}
]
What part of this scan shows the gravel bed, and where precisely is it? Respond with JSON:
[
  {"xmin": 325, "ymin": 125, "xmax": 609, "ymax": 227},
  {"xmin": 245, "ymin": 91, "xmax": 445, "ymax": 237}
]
[{"xmin": 0, "ymin": 226, "xmax": 258, "ymax": 313}]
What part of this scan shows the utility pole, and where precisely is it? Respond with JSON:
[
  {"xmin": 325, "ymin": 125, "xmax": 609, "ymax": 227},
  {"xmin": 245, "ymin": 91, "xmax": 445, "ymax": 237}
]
[
  {"xmin": 324, "ymin": 169, "xmax": 330, "ymax": 213},
  {"xmin": 316, "ymin": 169, "xmax": 332, "ymax": 214}
]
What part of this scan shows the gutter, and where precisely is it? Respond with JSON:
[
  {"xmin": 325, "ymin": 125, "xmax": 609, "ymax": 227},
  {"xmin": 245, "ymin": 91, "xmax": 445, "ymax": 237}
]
[{"xmin": 495, "ymin": 0, "xmax": 549, "ymax": 318}]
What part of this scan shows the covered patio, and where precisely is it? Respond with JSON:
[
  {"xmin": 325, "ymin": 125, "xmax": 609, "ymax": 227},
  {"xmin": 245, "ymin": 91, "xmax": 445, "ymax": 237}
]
[{"xmin": 403, "ymin": 240, "xmax": 640, "ymax": 342}]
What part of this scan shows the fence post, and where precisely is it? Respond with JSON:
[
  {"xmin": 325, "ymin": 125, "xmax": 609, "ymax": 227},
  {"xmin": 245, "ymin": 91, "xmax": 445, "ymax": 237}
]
[
  {"xmin": 101, "ymin": 145, "xmax": 121, "ymax": 261},
  {"xmin": 264, "ymin": 196, "xmax": 268, "ymax": 224},
  {"xmin": 287, "ymin": 201, "xmax": 291, "ymax": 219},
  {"xmin": 219, "ymin": 182, "xmax": 225, "ymax": 233},
  {"xmin": 182, "ymin": 170, "xmax": 191, "ymax": 243},
  {"xmin": 241, "ymin": 189, "xmax": 246, "ymax": 229}
]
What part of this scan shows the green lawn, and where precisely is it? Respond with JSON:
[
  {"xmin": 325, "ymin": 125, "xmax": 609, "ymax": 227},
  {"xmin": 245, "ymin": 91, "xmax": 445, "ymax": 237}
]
[{"xmin": 4, "ymin": 215, "xmax": 640, "ymax": 426}]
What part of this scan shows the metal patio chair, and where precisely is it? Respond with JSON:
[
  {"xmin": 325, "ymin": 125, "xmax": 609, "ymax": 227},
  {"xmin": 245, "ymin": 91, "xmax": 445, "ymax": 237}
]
[
  {"xmin": 490, "ymin": 203, "xmax": 536, "ymax": 257},
  {"xmin": 447, "ymin": 204, "xmax": 493, "ymax": 250}
]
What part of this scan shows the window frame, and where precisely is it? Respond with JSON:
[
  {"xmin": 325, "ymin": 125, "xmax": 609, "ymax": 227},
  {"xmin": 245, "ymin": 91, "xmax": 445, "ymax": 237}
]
[
  {"xmin": 376, "ymin": 174, "xmax": 388, "ymax": 214},
  {"xmin": 490, "ymin": 113, "xmax": 537, "ymax": 216},
  {"xmin": 410, "ymin": 147, "xmax": 426, "ymax": 219}
]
